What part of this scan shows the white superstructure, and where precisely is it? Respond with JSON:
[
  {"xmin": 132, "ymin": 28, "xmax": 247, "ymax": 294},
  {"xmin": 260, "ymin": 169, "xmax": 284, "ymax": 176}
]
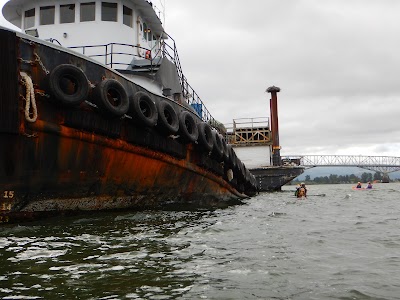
[
  {"xmin": 2, "ymin": 0, "xmax": 165, "ymax": 63},
  {"xmin": 2, "ymin": 0, "xmax": 211, "ymax": 120}
]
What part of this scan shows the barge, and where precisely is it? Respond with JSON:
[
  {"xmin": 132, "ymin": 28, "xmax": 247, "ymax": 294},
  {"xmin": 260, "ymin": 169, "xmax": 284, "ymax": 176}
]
[
  {"xmin": 225, "ymin": 86, "xmax": 304, "ymax": 191},
  {"xmin": 0, "ymin": 0, "xmax": 257, "ymax": 223}
]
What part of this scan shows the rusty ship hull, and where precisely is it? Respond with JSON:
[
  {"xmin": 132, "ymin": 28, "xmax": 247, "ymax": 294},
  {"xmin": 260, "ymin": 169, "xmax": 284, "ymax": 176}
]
[{"xmin": 0, "ymin": 28, "xmax": 256, "ymax": 224}]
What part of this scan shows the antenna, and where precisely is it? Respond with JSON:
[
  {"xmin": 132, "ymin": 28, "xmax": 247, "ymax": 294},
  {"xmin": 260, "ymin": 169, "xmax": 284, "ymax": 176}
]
[
  {"xmin": 159, "ymin": 0, "xmax": 166, "ymax": 29},
  {"xmin": 152, "ymin": 0, "xmax": 165, "ymax": 29}
]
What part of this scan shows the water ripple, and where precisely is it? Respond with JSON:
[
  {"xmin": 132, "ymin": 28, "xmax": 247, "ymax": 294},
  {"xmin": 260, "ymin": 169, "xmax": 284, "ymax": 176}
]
[{"xmin": 0, "ymin": 184, "xmax": 399, "ymax": 299}]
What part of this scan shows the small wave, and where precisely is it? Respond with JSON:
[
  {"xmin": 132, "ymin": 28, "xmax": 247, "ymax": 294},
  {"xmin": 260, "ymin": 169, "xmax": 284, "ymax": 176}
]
[
  {"xmin": 268, "ymin": 212, "xmax": 287, "ymax": 217},
  {"xmin": 2, "ymin": 296, "xmax": 42, "ymax": 299},
  {"xmin": 339, "ymin": 289, "xmax": 377, "ymax": 299},
  {"xmin": 8, "ymin": 248, "xmax": 67, "ymax": 262},
  {"xmin": 0, "ymin": 225, "xmax": 39, "ymax": 236},
  {"xmin": 228, "ymin": 269, "xmax": 252, "ymax": 275},
  {"xmin": 97, "ymin": 251, "xmax": 148, "ymax": 261}
]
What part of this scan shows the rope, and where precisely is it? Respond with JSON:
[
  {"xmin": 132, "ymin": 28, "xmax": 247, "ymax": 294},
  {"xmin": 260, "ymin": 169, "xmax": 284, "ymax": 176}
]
[{"xmin": 20, "ymin": 72, "xmax": 38, "ymax": 123}]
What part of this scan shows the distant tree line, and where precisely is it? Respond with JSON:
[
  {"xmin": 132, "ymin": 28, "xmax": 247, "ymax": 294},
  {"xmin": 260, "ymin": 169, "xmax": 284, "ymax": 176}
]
[{"xmin": 294, "ymin": 172, "xmax": 385, "ymax": 184}]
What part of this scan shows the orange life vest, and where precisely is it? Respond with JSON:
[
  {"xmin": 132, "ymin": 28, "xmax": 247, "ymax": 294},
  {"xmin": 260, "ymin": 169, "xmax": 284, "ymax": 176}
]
[{"xmin": 297, "ymin": 187, "xmax": 306, "ymax": 198}]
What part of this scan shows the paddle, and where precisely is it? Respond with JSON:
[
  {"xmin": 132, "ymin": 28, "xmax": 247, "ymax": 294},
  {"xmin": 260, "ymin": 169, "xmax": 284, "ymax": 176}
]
[{"xmin": 292, "ymin": 193, "xmax": 326, "ymax": 198}]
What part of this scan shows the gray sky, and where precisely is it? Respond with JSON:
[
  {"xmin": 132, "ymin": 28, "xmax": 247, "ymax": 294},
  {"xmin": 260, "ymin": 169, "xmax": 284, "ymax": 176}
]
[{"xmin": 1, "ymin": 0, "xmax": 400, "ymax": 156}]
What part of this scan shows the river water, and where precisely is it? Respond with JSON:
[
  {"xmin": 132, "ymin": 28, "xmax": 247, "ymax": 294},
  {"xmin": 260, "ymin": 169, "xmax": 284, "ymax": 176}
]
[{"xmin": 1, "ymin": 183, "xmax": 399, "ymax": 299}]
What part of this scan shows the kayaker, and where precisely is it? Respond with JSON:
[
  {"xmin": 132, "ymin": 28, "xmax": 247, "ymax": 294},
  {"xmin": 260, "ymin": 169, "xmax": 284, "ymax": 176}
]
[
  {"xmin": 356, "ymin": 182, "xmax": 362, "ymax": 188},
  {"xmin": 297, "ymin": 182, "xmax": 307, "ymax": 198},
  {"xmin": 294, "ymin": 184, "xmax": 300, "ymax": 197},
  {"xmin": 366, "ymin": 182, "xmax": 373, "ymax": 189}
]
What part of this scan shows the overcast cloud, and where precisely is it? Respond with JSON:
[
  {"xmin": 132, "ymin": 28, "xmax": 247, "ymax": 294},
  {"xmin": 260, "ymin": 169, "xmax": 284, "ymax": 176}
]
[{"xmin": 1, "ymin": 0, "xmax": 399, "ymax": 156}]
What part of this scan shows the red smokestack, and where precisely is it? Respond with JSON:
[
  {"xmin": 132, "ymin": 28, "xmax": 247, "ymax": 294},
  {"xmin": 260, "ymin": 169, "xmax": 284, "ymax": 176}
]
[{"xmin": 267, "ymin": 86, "xmax": 281, "ymax": 166}]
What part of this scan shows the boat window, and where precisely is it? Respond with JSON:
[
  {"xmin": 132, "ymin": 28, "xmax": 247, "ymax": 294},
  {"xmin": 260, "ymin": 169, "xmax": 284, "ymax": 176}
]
[
  {"xmin": 60, "ymin": 4, "xmax": 75, "ymax": 24},
  {"xmin": 24, "ymin": 8, "xmax": 35, "ymax": 29},
  {"xmin": 102, "ymin": 2, "xmax": 117, "ymax": 22},
  {"xmin": 80, "ymin": 2, "xmax": 95, "ymax": 22},
  {"xmin": 143, "ymin": 22, "xmax": 148, "ymax": 41},
  {"xmin": 40, "ymin": 6, "xmax": 55, "ymax": 25},
  {"xmin": 123, "ymin": 6, "xmax": 132, "ymax": 27}
]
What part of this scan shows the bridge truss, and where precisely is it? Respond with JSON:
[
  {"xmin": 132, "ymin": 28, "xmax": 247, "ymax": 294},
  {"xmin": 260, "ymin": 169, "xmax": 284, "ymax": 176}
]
[{"xmin": 281, "ymin": 155, "xmax": 400, "ymax": 173}]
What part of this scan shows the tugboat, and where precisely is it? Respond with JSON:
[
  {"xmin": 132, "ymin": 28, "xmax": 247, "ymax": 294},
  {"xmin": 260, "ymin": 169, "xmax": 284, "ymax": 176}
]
[{"xmin": 0, "ymin": 0, "xmax": 257, "ymax": 224}]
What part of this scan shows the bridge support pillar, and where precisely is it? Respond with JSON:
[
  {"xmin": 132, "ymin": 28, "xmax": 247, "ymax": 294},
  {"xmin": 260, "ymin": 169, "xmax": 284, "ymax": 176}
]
[{"xmin": 382, "ymin": 173, "xmax": 390, "ymax": 183}]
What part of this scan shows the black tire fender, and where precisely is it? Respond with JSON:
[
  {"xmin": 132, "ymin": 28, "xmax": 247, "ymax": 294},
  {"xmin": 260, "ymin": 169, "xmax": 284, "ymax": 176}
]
[
  {"xmin": 251, "ymin": 174, "xmax": 258, "ymax": 189},
  {"xmin": 94, "ymin": 79, "xmax": 129, "ymax": 117},
  {"xmin": 221, "ymin": 139, "xmax": 230, "ymax": 162},
  {"xmin": 178, "ymin": 111, "xmax": 199, "ymax": 143},
  {"xmin": 229, "ymin": 146, "xmax": 237, "ymax": 169},
  {"xmin": 239, "ymin": 161, "xmax": 246, "ymax": 180},
  {"xmin": 244, "ymin": 167, "xmax": 251, "ymax": 182},
  {"xmin": 234, "ymin": 158, "xmax": 244, "ymax": 179},
  {"xmin": 49, "ymin": 64, "xmax": 89, "ymax": 106},
  {"xmin": 156, "ymin": 100, "xmax": 179, "ymax": 135},
  {"xmin": 211, "ymin": 130, "xmax": 224, "ymax": 160},
  {"xmin": 197, "ymin": 122, "xmax": 214, "ymax": 151},
  {"xmin": 129, "ymin": 91, "xmax": 158, "ymax": 127}
]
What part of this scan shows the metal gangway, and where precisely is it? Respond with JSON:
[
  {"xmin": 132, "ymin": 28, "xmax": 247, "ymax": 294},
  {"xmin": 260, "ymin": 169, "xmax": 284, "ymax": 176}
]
[{"xmin": 281, "ymin": 155, "xmax": 400, "ymax": 174}]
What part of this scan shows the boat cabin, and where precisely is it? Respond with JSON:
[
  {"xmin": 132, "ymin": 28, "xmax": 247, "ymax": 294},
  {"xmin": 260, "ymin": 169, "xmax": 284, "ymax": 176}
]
[{"xmin": 2, "ymin": 0, "xmax": 165, "ymax": 66}]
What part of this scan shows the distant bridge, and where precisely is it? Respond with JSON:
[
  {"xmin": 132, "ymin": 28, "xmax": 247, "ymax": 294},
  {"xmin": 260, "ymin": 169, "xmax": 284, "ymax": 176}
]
[{"xmin": 281, "ymin": 155, "xmax": 400, "ymax": 174}]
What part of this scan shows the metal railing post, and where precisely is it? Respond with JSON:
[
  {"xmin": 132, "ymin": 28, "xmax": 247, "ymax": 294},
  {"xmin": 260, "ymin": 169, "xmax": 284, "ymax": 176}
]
[{"xmin": 110, "ymin": 43, "xmax": 114, "ymax": 68}]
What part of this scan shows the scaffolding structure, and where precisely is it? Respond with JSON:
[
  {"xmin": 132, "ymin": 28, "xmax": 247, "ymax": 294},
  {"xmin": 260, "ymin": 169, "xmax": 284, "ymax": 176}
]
[{"xmin": 225, "ymin": 117, "xmax": 272, "ymax": 146}]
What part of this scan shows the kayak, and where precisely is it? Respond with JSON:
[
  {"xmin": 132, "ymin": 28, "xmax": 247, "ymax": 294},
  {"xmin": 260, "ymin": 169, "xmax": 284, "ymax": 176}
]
[{"xmin": 352, "ymin": 187, "xmax": 372, "ymax": 190}]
